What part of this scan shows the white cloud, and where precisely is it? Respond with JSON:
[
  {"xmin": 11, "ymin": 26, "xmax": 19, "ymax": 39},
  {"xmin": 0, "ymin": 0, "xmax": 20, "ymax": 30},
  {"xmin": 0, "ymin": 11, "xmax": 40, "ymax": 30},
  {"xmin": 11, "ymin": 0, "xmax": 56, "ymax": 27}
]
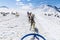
[
  {"xmin": 21, "ymin": 5, "xmax": 32, "ymax": 10},
  {"xmin": 16, "ymin": 0, "xmax": 21, "ymax": 2},
  {"xmin": 16, "ymin": 0, "xmax": 33, "ymax": 11},
  {"xmin": 27, "ymin": 0, "xmax": 31, "ymax": 1},
  {"xmin": 16, "ymin": 2, "xmax": 24, "ymax": 6},
  {"xmin": 19, "ymin": 3, "xmax": 33, "ymax": 10},
  {"xmin": 28, "ymin": 3, "xmax": 33, "ymax": 6}
]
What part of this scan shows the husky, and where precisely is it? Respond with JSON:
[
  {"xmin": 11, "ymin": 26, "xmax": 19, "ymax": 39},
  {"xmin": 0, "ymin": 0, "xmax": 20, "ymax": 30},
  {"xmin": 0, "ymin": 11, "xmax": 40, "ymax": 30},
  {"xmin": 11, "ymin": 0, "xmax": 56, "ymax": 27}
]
[
  {"xmin": 30, "ymin": 14, "xmax": 35, "ymax": 27},
  {"xmin": 30, "ymin": 14, "xmax": 36, "ymax": 31},
  {"xmin": 27, "ymin": 12, "xmax": 32, "ymax": 22}
]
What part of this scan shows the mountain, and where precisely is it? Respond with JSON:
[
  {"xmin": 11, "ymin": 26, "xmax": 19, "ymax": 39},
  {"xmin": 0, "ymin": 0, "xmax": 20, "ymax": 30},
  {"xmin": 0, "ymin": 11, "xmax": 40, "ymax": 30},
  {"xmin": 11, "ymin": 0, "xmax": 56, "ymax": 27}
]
[
  {"xmin": 31, "ymin": 4, "xmax": 60, "ymax": 18},
  {"xmin": 58, "ymin": 8, "xmax": 60, "ymax": 11},
  {"xmin": 32, "ymin": 4, "xmax": 60, "ymax": 14},
  {"xmin": 31, "ymin": 4, "xmax": 60, "ymax": 40},
  {"xmin": 47, "ymin": 5, "xmax": 60, "ymax": 12},
  {"xmin": 0, "ymin": 6, "xmax": 9, "ymax": 9},
  {"xmin": 0, "ymin": 6, "xmax": 17, "ymax": 13},
  {"xmin": 31, "ymin": 4, "xmax": 60, "ymax": 26}
]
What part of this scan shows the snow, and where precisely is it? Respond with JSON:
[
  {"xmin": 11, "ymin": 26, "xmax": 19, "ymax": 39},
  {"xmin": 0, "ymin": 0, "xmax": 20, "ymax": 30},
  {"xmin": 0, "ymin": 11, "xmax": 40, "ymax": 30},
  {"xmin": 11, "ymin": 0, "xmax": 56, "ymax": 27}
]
[{"xmin": 0, "ymin": 4, "xmax": 60, "ymax": 40}]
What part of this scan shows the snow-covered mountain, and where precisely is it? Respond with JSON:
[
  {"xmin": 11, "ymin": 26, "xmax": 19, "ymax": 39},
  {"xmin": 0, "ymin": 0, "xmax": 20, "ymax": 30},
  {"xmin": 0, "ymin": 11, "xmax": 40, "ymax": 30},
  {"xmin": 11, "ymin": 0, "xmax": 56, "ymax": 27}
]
[
  {"xmin": 0, "ymin": 6, "xmax": 9, "ymax": 9},
  {"xmin": 58, "ymin": 8, "xmax": 60, "ymax": 11},
  {"xmin": 47, "ymin": 5, "xmax": 60, "ymax": 12},
  {"xmin": 31, "ymin": 4, "xmax": 60, "ymax": 40},
  {"xmin": 0, "ymin": 6, "xmax": 9, "ymax": 12},
  {"xmin": 32, "ymin": 4, "xmax": 60, "ymax": 18},
  {"xmin": 0, "ymin": 4, "xmax": 60, "ymax": 40},
  {"xmin": 0, "ymin": 6, "xmax": 17, "ymax": 13}
]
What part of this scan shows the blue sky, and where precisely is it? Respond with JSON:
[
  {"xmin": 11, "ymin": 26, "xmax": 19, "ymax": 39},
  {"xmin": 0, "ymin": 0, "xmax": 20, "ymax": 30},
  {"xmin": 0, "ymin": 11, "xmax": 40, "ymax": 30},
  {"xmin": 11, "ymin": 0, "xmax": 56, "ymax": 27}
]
[{"xmin": 0, "ymin": 0, "xmax": 60, "ymax": 9}]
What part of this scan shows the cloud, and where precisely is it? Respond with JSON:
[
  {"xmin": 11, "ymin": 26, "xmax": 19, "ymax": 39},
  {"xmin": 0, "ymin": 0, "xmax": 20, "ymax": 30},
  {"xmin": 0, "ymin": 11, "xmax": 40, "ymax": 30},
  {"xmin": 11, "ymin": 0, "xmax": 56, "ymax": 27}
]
[
  {"xmin": 21, "ymin": 5, "xmax": 30, "ymax": 9},
  {"xmin": 27, "ymin": 0, "xmax": 31, "ymax": 1},
  {"xmin": 16, "ymin": 0, "xmax": 33, "ymax": 10},
  {"xmin": 28, "ymin": 3, "xmax": 33, "ymax": 6},
  {"xmin": 16, "ymin": 2, "xmax": 24, "ymax": 6},
  {"xmin": 20, "ymin": 5, "xmax": 32, "ymax": 10},
  {"xmin": 16, "ymin": 0, "xmax": 21, "ymax": 2},
  {"xmin": 17, "ymin": 3, "xmax": 33, "ymax": 11}
]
